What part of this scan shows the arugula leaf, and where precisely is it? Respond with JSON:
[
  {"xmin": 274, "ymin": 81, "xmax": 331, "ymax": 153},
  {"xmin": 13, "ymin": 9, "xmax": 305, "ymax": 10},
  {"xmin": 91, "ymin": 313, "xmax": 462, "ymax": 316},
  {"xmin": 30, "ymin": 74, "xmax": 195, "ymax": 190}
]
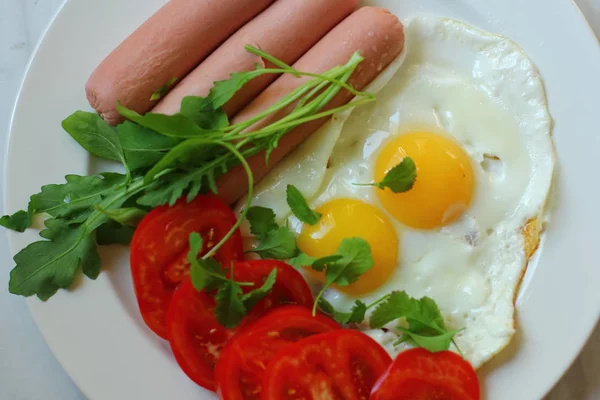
[
  {"xmin": 246, "ymin": 206, "xmax": 279, "ymax": 237},
  {"xmin": 319, "ymin": 298, "xmax": 367, "ymax": 325},
  {"xmin": 150, "ymin": 77, "xmax": 178, "ymax": 101},
  {"xmin": 207, "ymin": 69, "xmax": 265, "ymax": 110},
  {"xmin": 61, "ymin": 111, "xmax": 126, "ymax": 166},
  {"xmin": 96, "ymin": 221, "xmax": 135, "ymax": 246},
  {"xmin": 180, "ymin": 96, "xmax": 229, "ymax": 130},
  {"xmin": 0, "ymin": 210, "xmax": 30, "ymax": 232},
  {"xmin": 117, "ymin": 121, "xmax": 180, "ymax": 171},
  {"xmin": 286, "ymin": 185, "xmax": 321, "ymax": 225},
  {"xmin": 252, "ymin": 227, "xmax": 298, "ymax": 260},
  {"xmin": 9, "ymin": 219, "xmax": 101, "ymax": 300},
  {"xmin": 29, "ymin": 173, "xmax": 126, "ymax": 223},
  {"xmin": 369, "ymin": 291, "xmax": 461, "ymax": 353},
  {"xmin": 116, "ymin": 102, "xmax": 209, "ymax": 138},
  {"xmin": 94, "ymin": 207, "xmax": 146, "ymax": 227},
  {"xmin": 374, "ymin": 158, "xmax": 417, "ymax": 193},
  {"xmin": 241, "ymin": 269, "xmax": 277, "ymax": 310}
]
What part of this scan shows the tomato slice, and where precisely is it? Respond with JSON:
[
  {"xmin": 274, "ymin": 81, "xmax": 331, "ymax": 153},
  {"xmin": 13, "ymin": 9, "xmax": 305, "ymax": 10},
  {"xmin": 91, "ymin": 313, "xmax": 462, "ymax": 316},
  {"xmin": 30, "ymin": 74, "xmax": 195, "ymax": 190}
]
[
  {"xmin": 215, "ymin": 306, "xmax": 341, "ymax": 400},
  {"xmin": 130, "ymin": 195, "xmax": 243, "ymax": 339},
  {"xmin": 166, "ymin": 260, "xmax": 313, "ymax": 391},
  {"xmin": 261, "ymin": 330, "xmax": 392, "ymax": 400},
  {"xmin": 370, "ymin": 348, "xmax": 480, "ymax": 400}
]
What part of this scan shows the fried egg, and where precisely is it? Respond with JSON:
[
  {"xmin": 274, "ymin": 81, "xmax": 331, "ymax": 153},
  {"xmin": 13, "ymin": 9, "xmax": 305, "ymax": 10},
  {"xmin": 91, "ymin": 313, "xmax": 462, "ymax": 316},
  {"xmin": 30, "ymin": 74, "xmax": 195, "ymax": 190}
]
[{"xmin": 237, "ymin": 16, "xmax": 555, "ymax": 368}]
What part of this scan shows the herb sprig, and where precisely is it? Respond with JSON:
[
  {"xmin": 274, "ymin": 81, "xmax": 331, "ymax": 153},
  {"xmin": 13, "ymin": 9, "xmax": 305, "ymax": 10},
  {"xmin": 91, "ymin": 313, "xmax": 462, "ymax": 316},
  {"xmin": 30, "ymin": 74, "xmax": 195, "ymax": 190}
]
[{"xmin": 1, "ymin": 46, "xmax": 374, "ymax": 300}]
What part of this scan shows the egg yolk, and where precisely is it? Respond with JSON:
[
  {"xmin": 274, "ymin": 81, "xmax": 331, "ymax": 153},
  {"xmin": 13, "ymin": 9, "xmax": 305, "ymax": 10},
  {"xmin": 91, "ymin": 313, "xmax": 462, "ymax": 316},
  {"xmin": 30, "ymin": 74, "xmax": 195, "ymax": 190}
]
[
  {"xmin": 375, "ymin": 131, "xmax": 475, "ymax": 229},
  {"xmin": 298, "ymin": 199, "xmax": 398, "ymax": 295}
]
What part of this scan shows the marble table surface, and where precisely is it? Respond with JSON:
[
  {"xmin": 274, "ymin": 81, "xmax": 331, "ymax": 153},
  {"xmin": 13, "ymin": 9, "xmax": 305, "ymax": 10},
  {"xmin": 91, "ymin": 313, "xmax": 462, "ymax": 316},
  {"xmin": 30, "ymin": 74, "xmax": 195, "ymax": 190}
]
[{"xmin": 0, "ymin": 0, "xmax": 598, "ymax": 399}]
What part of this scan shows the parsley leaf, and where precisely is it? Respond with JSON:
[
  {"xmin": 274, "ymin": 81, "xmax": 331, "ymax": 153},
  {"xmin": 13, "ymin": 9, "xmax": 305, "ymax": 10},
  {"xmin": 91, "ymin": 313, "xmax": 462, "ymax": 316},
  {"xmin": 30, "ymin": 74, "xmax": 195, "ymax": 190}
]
[
  {"xmin": 9, "ymin": 219, "xmax": 101, "ymax": 300},
  {"xmin": 215, "ymin": 278, "xmax": 246, "ymax": 329},
  {"xmin": 246, "ymin": 206, "xmax": 279, "ymax": 237},
  {"xmin": 150, "ymin": 77, "xmax": 178, "ymax": 101},
  {"xmin": 356, "ymin": 157, "xmax": 416, "ymax": 193},
  {"xmin": 241, "ymin": 268, "xmax": 277, "ymax": 310},
  {"xmin": 252, "ymin": 227, "xmax": 298, "ymax": 259},
  {"xmin": 188, "ymin": 233, "xmax": 228, "ymax": 292},
  {"xmin": 246, "ymin": 206, "xmax": 298, "ymax": 260},
  {"xmin": 180, "ymin": 96, "xmax": 229, "ymax": 130},
  {"xmin": 376, "ymin": 158, "xmax": 417, "ymax": 193},
  {"xmin": 324, "ymin": 238, "xmax": 373, "ymax": 286},
  {"xmin": 288, "ymin": 252, "xmax": 317, "ymax": 269},
  {"xmin": 370, "ymin": 291, "xmax": 461, "ymax": 353},
  {"xmin": 0, "ymin": 210, "xmax": 31, "ymax": 232},
  {"xmin": 319, "ymin": 298, "xmax": 367, "ymax": 325},
  {"xmin": 286, "ymin": 184, "xmax": 321, "ymax": 225},
  {"xmin": 312, "ymin": 238, "xmax": 373, "ymax": 314},
  {"xmin": 61, "ymin": 111, "xmax": 127, "ymax": 167}
]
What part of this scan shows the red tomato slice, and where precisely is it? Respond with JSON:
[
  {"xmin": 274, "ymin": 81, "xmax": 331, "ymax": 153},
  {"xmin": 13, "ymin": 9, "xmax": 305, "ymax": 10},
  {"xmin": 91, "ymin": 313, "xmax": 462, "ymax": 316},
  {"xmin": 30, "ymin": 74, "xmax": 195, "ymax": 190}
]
[
  {"xmin": 261, "ymin": 330, "xmax": 392, "ymax": 400},
  {"xmin": 166, "ymin": 260, "xmax": 313, "ymax": 391},
  {"xmin": 370, "ymin": 348, "xmax": 480, "ymax": 400},
  {"xmin": 215, "ymin": 306, "xmax": 342, "ymax": 400},
  {"xmin": 130, "ymin": 195, "xmax": 243, "ymax": 339}
]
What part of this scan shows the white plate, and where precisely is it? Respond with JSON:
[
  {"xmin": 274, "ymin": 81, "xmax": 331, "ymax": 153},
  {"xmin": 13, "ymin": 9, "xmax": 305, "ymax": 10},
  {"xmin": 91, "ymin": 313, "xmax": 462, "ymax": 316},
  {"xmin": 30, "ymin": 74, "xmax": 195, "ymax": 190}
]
[{"xmin": 4, "ymin": 0, "xmax": 600, "ymax": 399}]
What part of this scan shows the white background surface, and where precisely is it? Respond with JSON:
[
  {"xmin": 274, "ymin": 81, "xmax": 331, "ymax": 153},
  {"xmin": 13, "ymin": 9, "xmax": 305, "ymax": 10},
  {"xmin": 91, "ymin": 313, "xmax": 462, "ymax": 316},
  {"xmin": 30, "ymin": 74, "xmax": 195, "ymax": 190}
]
[{"xmin": 0, "ymin": 0, "xmax": 598, "ymax": 399}]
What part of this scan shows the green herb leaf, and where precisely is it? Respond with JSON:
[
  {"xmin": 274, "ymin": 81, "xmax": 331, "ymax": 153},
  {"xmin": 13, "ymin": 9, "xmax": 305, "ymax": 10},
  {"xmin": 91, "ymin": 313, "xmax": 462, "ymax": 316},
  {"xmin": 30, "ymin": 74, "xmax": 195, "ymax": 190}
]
[
  {"xmin": 9, "ymin": 219, "xmax": 101, "ymax": 300},
  {"xmin": 61, "ymin": 111, "xmax": 126, "ymax": 166},
  {"xmin": 0, "ymin": 210, "xmax": 31, "ymax": 232},
  {"xmin": 188, "ymin": 233, "xmax": 227, "ymax": 292},
  {"xmin": 180, "ymin": 96, "xmax": 229, "ymax": 130},
  {"xmin": 150, "ymin": 77, "xmax": 178, "ymax": 101},
  {"xmin": 96, "ymin": 221, "xmax": 135, "ymax": 246},
  {"xmin": 116, "ymin": 102, "xmax": 209, "ymax": 138},
  {"xmin": 241, "ymin": 268, "xmax": 277, "ymax": 310},
  {"xmin": 117, "ymin": 121, "xmax": 180, "ymax": 171},
  {"xmin": 286, "ymin": 185, "xmax": 321, "ymax": 225},
  {"xmin": 214, "ymin": 268, "xmax": 247, "ymax": 329},
  {"xmin": 375, "ymin": 158, "xmax": 417, "ymax": 193},
  {"xmin": 252, "ymin": 227, "xmax": 298, "ymax": 260},
  {"xmin": 369, "ymin": 291, "xmax": 461, "ymax": 353},
  {"xmin": 396, "ymin": 327, "xmax": 461, "ymax": 352},
  {"xmin": 207, "ymin": 69, "xmax": 265, "ymax": 110},
  {"xmin": 95, "ymin": 206, "xmax": 147, "ymax": 227},
  {"xmin": 29, "ymin": 173, "xmax": 126, "ymax": 223},
  {"xmin": 311, "ymin": 255, "xmax": 343, "ymax": 272},
  {"xmin": 319, "ymin": 298, "xmax": 367, "ymax": 325},
  {"xmin": 324, "ymin": 238, "xmax": 374, "ymax": 286},
  {"xmin": 312, "ymin": 238, "xmax": 373, "ymax": 315},
  {"xmin": 246, "ymin": 206, "xmax": 279, "ymax": 238},
  {"xmin": 288, "ymin": 252, "xmax": 317, "ymax": 269}
]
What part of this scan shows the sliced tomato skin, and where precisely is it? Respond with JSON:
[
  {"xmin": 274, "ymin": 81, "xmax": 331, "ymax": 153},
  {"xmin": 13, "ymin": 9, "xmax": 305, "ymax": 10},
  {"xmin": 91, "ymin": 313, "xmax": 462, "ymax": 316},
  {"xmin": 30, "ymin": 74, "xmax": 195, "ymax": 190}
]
[
  {"xmin": 261, "ymin": 329, "xmax": 392, "ymax": 400},
  {"xmin": 166, "ymin": 261, "xmax": 313, "ymax": 391},
  {"xmin": 215, "ymin": 306, "xmax": 342, "ymax": 400},
  {"xmin": 130, "ymin": 195, "xmax": 243, "ymax": 339},
  {"xmin": 370, "ymin": 348, "xmax": 480, "ymax": 400}
]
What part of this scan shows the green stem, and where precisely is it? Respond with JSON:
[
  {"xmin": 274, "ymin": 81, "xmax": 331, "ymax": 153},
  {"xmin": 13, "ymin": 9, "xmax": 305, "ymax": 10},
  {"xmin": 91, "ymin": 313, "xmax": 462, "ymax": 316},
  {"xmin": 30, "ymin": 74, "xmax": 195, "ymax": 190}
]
[{"xmin": 201, "ymin": 142, "xmax": 254, "ymax": 260}]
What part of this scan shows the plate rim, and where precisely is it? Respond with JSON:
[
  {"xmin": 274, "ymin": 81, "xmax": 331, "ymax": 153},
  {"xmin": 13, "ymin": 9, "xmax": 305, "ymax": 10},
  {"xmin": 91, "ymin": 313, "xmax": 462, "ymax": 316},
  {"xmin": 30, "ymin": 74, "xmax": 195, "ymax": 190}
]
[{"xmin": 4, "ymin": 0, "xmax": 600, "ymax": 399}]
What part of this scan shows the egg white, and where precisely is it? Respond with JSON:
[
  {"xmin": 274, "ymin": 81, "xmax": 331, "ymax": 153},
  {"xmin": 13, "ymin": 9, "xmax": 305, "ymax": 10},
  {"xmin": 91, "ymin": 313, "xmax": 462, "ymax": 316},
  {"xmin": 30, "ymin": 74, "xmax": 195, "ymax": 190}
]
[{"xmin": 238, "ymin": 16, "xmax": 555, "ymax": 368}]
